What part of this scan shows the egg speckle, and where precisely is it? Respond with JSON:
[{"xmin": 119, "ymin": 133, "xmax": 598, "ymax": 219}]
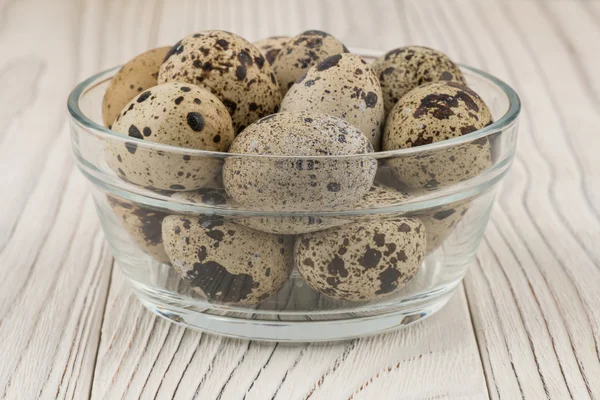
[
  {"xmin": 295, "ymin": 217, "xmax": 426, "ymax": 301},
  {"xmin": 102, "ymin": 47, "xmax": 171, "ymax": 129},
  {"xmin": 223, "ymin": 112, "xmax": 377, "ymax": 210},
  {"xmin": 107, "ymin": 195, "xmax": 169, "ymax": 263},
  {"xmin": 107, "ymin": 82, "xmax": 234, "ymax": 191},
  {"xmin": 383, "ymin": 81, "xmax": 493, "ymax": 190},
  {"xmin": 281, "ymin": 54, "xmax": 385, "ymax": 150},
  {"xmin": 372, "ymin": 46, "xmax": 465, "ymax": 115},
  {"xmin": 253, "ymin": 36, "xmax": 290, "ymax": 65},
  {"xmin": 271, "ymin": 30, "xmax": 348, "ymax": 96},
  {"xmin": 162, "ymin": 213, "xmax": 292, "ymax": 304},
  {"xmin": 418, "ymin": 199, "xmax": 471, "ymax": 252},
  {"xmin": 158, "ymin": 31, "xmax": 281, "ymax": 133}
]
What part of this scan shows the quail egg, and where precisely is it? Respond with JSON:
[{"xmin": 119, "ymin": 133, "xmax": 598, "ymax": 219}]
[
  {"xmin": 158, "ymin": 30, "xmax": 281, "ymax": 133},
  {"xmin": 271, "ymin": 30, "xmax": 348, "ymax": 96},
  {"xmin": 383, "ymin": 81, "xmax": 493, "ymax": 190},
  {"xmin": 372, "ymin": 46, "xmax": 466, "ymax": 115},
  {"xmin": 102, "ymin": 46, "xmax": 171, "ymax": 128},
  {"xmin": 253, "ymin": 36, "xmax": 290, "ymax": 65},
  {"xmin": 107, "ymin": 195, "xmax": 169, "ymax": 263},
  {"xmin": 106, "ymin": 82, "xmax": 234, "ymax": 191},
  {"xmin": 295, "ymin": 217, "xmax": 426, "ymax": 301},
  {"xmin": 162, "ymin": 214, "xmax": 292, "ymax": 304},
  {"xmin": 223, "ymin": 112, "xmax": 377, "ymax": 211},
  {"xmin": 280, "ymin": 53, "xmax": 385, "ymax": 150}
]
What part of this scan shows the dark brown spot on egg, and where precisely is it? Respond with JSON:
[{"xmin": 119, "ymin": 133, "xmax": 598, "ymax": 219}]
[
  {"xmin": 316, "ymin": 54, "xmax": 342, "ymax": 71},
  {"xmin": 236, "ymin": 65, "xmax": 247, "ymax": 80},
  {"xmin": 433, "ymin": 209, "xmax": 456, "ymax": 220},
  {"xmin": 302, "ymin": 30, "xmax": 328, "ymax": 37},
  {"xmin": 327, "ymin": 255, "xmax": 348, "ymax": 278},
  {"xmin": 327, "ymin": 182, "xmax": 340, "ymax": 192},
  {"xmin": 384, "ymin": 48, "xmax": 404, "ymax": 60},
  {"xmin": 222, "ymin": 99, "xmax": 237, "ymax": 115},
  {"xmin": 364, "ymin": 92, "xmax": 378, "ymax": 108},
  {"xmin": 216, "ymin": 39, "xmax": 229, "ymax": 50},
  {"xmin": 197, "ymin": 245, "xmax": 207, "ymax": 261},
  {"xmin": 398, "ymin": 222, "xmax": 411, "ymax": 232},
  {"xmin": 174, "ymin": 96, "xmax": 184, "ymax": 105},
  {"xmin": 359, "ymin": 247, "xmax": 382, "ymax": 269},
  {"xmin": 238, "ymin": 50, "xmax": 253, "ymax": 65},
  {"xmin": 213, "ymin": 135, "xmax": 221, "ymax": 143},
  {"xmin": 414, "ymin": 93, "xmax": 458, "ymax": 120},
  {"xmin": 265, "ymin": 49, "xmax": 280, "ymax": 64},
  {"xmin": 131, "ymin": 207, "xmax": 167, "ymax": 246},
  {"xmin": 440, "ymin": 71, "xmax": 453, "ymax": 81},
  {"xmin": 137, "ymin": 91, "xmax": 151, "ymax": 102},
  {"xmin": 373, "ymin": 233, "xmax": 386, "ymax": 247},
  {"xmin": 186, "ymin": 112, "xmax": 204, "ymax": 131},
  {"xmin": 180, "ymin": 86, "xmax": 191, "ymax": 92},
  {"xmin": 376, "ymin": 267, "xmax": 402, "ymax": 295},
  {"xmin": 143, "ymin": 127, "xmax": 152, "ymax": 137},
  {"xmin": 194, "ymin": 98, "xmax": 201, "ymax": 104},
  {"xmin": 164, "ymin": 40, "xmax": 184, "ymax": 61},
  {"xmin": 187, "ymin": 261, "xmax": 255, "ymax": 303}
]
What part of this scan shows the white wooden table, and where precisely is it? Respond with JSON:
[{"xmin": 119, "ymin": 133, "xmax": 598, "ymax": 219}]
[{"xmin": 1, "ymin": 0, "xmax": 600, "ymax": 398}]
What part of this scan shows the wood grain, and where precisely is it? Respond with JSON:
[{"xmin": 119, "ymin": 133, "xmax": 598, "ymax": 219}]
[{"xmin": 0, "ymin": 0, "xmax": 599, "ymax": 399}]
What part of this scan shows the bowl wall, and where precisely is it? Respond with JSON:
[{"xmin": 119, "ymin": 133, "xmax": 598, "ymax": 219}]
[{"xmin": 68, "ymin": 53, "xmax": 519, "ymax": 341}]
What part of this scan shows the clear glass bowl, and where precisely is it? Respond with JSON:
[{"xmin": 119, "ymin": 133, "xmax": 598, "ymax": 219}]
[{"xmin": 67, "ymin": 50, "xmax": 520, "ymax": 342}]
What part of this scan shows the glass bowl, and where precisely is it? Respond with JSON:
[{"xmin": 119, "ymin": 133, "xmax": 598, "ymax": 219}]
[{"xmin": 67, "ymin": 49, "xmax": 520, "ymax": 342}]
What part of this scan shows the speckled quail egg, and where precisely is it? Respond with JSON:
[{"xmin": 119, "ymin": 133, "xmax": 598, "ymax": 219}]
[
  {"xmin": 295, "ymin": 217, "xmax": 426, "ymax": 301},
  {"xmin": 223, "ymin": 112, "xmax": 377, "ymax": 211},
  {"xmin": 158, "ymin": 31, "xmax": 281, "ymax": 133},
  {"xmin": 253, "ymin": 36, "xmax": 290, "ymax": 65},
  {"xmin": 417, "ymin": 199, "xmax": 471, "ymax": 253},
  {"xmin": 102, "ymin": 47, "xmax": 171, "ymax": 129},
  {"xmin": 107, "ymin": 195, "xmax": 169, "ymax": 263},
  {"xmin": 372, "ymin": 46, "xmax": 466, "ymax": 115},
  {"xmin": 161, "ymin": 214, "xmax": 292, "ymax": 304},
  {"xmin": 383, "ymin": 81, "xmax": 493, "ymax": 190},
  {"xmin": 271, "ymin": 30, "xmax": 348, "ymax": 96},
  {"xmin": 280, "ymin": 53, "xmax": 385, "ymax": 150},
  {"xmin": 106, "ymin": 82, "xmax": 234, "ymax": 191}
]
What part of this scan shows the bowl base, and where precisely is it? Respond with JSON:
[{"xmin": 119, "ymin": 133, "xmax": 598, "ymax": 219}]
[{"xmin": 131, "ymin": 282, "xmax": 457, "ymax": 342}]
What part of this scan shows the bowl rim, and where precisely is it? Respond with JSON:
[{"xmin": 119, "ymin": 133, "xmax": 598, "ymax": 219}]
[{"xmin": 67, "ymin": 47, "xmax": 521, "ymax": 159}]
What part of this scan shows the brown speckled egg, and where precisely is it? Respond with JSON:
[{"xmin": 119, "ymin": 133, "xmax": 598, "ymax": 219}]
[
  {"xmin": 383, "ymin": 81, "xmax": 493, "ymax": 190},
  {"xmin": 295, "ymin": 217, "xmax": 426, "ymax": 301},
  {"xmin": 280, "ymin": 54, "xmax": 385, "ymax": 150},
  {"xmin": 271, "ymin": 30, "xmax": 348, "ymax": 96},
  {"xmin": 223, "ymin": 112, "xmax": 377, "ymax": 211},
  {"xmin": 418, "ymin": 199, "xmax": 471, "ymax": 253},
  {"xmin": 102, "ymin": 47, "xmax": 171, "ymax": 129},
  {"xmin": 253, "ymin": 36, "xmax": 290, "ymax": 65},
  {"xmin": 161, "ymin": 214, "xmax": 292, "ymax": 304},
  {"xmin": 107, "ymin": 195, "xmax": 169, "ymax": 263},
  {"xmin": 106, "ymin": 82, "xmax": 234, "ymax": 191},
  {"xmin": 158, "ymin": 31, "xmax": 281, "ymax": 133},
  {"xmin": 372, "ymin": 46, "xmax": 466, "ymax": 115}
]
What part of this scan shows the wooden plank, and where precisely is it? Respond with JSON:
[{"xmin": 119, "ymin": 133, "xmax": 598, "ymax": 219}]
[
  {"xmin": 438, "ymin": 0, "xmax": 600, "ymax": 398},
  {"xmin": 0, "ymin": 0, "xmax": 116, "ymax": 398}
]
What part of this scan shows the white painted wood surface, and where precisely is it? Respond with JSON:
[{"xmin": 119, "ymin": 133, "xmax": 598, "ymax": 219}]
[{"xmin": 0, "ymin": 0, "xmax": 599, "ymax": 399}]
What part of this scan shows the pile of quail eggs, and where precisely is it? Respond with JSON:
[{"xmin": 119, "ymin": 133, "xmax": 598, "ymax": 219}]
[{"xmin": 102, "ymin": 30, "xmax": 493, "ymax": 305}]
